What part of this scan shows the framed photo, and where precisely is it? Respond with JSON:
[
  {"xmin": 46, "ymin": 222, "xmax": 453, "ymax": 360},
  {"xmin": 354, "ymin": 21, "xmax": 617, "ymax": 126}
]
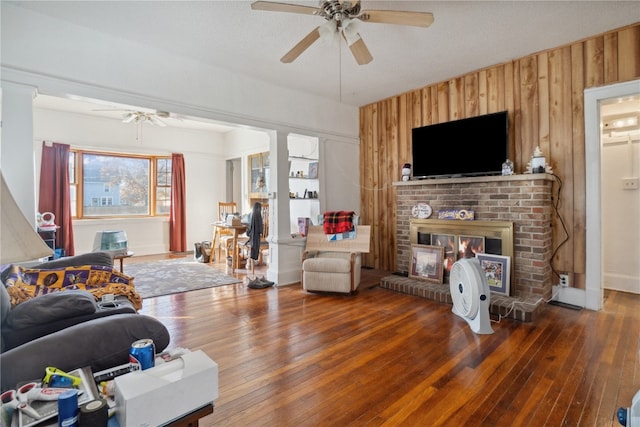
[
  {"xmin": 476, "ymin": 253, "xmax": 511, "ymax": 296},
  {"xmin": 308, "ymin": 162, "xmax": 318, "ymax": 179},
  {"xmin": 409, "ymin": 244, "xmax": 445, "ymax": 283},
  {"xmin": 458, "ymin": 235, "xmax": 485, "ymax": 259},
  {"xmin": 431, "ymin": 233, "xmax": 456, "ymax": 280}
]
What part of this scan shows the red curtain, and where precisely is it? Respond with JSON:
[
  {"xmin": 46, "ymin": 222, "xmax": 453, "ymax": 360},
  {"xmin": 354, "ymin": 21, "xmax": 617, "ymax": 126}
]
[
  {"xmin": 169, "ymin": 153, "xmax": 187, "ymax": 252},
  {"xmin": 39, "ymin": 142, "xmax": 75, "ymax": 256}
]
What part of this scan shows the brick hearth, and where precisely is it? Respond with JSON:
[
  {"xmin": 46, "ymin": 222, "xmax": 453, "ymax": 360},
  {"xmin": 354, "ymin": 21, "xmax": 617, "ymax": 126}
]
[
  {"xmin": 379, "ymin": 275, "xmax": 542, "ymax": 322},
  {"xmin": 389, "ymin": 174, "xmax": 555, "ymax": 321}
]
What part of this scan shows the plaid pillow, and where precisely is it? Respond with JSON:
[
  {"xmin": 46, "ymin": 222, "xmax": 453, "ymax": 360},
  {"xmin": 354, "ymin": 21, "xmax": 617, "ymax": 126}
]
[{"xmin": 323, "ymin": 211, "xmax": 355, "ymax": 234}]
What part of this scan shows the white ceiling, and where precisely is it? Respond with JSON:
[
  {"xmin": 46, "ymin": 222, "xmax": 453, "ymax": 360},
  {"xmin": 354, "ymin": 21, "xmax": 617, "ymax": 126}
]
[
  {"xmin": 33, "ymin": 94, "xmax": 240, "ymax": 133},
  {"xmin": 15, "ymin": 1, "xmax": 640, "ymax": 129}
]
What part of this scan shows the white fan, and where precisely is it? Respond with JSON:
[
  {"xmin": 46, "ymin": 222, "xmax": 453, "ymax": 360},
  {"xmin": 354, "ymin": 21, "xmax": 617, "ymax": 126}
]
[
  {"xmin": 450, "ymin": 258, "xmax": 494, "ymax": 334},
  {"xmin": 251, "ymin": 1, "xmax": 434, "ymax": 65},
  {"xmin": 121, "ymin": 111, "xmax": 168, "ymax": 127},
  {"xmin": 93, "ymin": 109, "xmax": 169, "ymax": 127}
]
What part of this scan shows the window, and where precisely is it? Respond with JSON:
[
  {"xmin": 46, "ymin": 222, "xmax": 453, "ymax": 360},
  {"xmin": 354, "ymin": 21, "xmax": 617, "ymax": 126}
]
[
  {"xmin": 69, "ymin": 150, "xmax": 172, "ymax": 218},
  {"xmin": 100, "ymin": 197, "xmax": 113, "ymax": 206},
  {"xmin": 156, "ymin": 158, "xmax": 172, "ymax": 215}
]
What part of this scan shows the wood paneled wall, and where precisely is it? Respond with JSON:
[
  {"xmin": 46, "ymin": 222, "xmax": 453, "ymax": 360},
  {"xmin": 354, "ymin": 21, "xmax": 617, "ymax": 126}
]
[{"xmin": 359, "ymin": 23, "xmax": 640, "ymax": 288}]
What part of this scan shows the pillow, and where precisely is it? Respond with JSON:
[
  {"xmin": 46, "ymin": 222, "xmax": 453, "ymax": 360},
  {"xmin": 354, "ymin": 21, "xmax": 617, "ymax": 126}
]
[
  {"xmin": 29, "ymin": 251, "xmax": 114, "ymax": 269},
  {"xmin": 323, "ymin": 211, "xmax": 355, "ymax": 234},
  {"xmin": 6, "ymin": 290, "xmax": 97, "ymax": 329}
]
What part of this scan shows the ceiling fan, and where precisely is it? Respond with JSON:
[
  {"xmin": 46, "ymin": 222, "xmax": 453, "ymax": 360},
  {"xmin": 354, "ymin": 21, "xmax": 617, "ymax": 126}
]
[
  {"xmin": 122, "ymin": 111, "xmax": 168, "ymax": 127},
  {"xmin": 92, "ymin": 109, "xmax": 170, "ymax": 127},
  {"xmin": 251, "ymin": 0, "xmax": 434, "ymax": 65}
]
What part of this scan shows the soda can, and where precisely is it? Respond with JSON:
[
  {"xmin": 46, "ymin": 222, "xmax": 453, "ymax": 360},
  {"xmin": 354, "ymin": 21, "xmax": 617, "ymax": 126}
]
[{"xmin": 129, "ymin": 339, "xmax": 155, "ymax": 371}]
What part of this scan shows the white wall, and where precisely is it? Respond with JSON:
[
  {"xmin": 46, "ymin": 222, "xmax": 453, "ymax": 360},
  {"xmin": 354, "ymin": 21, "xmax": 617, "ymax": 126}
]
[{"xmin": 323, "ymin": 137, "xmax": 362, "ymax": 213}]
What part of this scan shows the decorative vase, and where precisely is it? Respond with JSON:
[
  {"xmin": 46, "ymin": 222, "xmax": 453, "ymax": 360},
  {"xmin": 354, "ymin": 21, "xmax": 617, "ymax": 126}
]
[
  {"xmin": 502, "ymin": 159, "xmax": 514, "ymax": 176},
  {"xmin": 531, "ymin": 146, "xmax": 546, "ymax": 173}
]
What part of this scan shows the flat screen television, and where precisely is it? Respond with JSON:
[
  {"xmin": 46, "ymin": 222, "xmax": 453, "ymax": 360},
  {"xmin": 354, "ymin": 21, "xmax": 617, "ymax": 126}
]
[{"xmin": 411, "ymin": 111, "xmax": 509, "ymax": 179}]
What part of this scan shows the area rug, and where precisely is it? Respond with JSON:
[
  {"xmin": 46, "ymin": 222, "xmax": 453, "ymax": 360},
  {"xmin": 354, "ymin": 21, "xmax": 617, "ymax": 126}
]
[{"xmin": 124, "ymin": 258, "xmax": 242, "ymax": 299}]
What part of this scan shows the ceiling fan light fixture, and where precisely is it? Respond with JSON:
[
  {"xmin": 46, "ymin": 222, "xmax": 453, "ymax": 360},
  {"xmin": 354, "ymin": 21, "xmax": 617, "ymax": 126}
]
[
  {"xmin": 318, "ymin": 20, "xmax": 339, "ymax": 46},
  {"xmin": 342, "ymin": 18, "xmax": 361, "ymax": 46},
  {"xmin": 253, "ymin": 0, "xmax": 433, "ymax": 65}
]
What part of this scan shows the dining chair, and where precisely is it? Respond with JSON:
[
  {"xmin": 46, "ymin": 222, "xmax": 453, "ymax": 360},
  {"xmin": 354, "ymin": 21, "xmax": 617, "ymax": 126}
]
[
  {"xmin": 215, "ymin": 202, "xmax": 237, "ymax": 261},
  {"xmin": 237, "ymin": 203, "xmax": 269, "ymax": 273}
]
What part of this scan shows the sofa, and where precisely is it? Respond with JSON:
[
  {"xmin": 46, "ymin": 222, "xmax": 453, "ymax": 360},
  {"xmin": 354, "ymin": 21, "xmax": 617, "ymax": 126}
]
[{"xmin": 0, "ymin": 252, "xmax": 170, "ymax": 391}]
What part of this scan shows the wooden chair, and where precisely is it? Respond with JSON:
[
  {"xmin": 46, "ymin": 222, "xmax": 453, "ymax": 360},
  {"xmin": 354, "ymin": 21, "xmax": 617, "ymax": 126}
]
[
  {"xmin": 237, "ymin": 203, "xmax": 269, "ymax": 273},
  {"xmin": 218, "ymin": 202, "xmax": 237, "ymax": 222},
  {"xmin": 215, "ymin": 202, "xmax": 237, "ymax": 261}
]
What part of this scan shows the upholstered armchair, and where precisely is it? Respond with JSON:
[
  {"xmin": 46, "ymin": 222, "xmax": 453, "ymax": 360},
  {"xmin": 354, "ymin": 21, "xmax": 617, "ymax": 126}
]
[{"xmin": 301, "ymin": 225, "xmax": 371, "ymax": 294}]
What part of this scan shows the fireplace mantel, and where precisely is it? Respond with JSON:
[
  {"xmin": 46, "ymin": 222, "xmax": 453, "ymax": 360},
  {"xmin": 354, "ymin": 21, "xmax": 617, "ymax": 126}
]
[
  {"xmin": 393, "ymin": 173, "xmax": 555, "ymax": 300},
  {"xmin": 392, "ymin": 172, "xmax": 553, "ymax": 187}
]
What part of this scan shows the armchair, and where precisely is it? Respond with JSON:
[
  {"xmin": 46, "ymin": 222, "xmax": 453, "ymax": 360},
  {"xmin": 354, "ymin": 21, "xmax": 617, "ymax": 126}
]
[{"xmin": 302, "ymin": 225, "xmax": 371, "ymax": 294}]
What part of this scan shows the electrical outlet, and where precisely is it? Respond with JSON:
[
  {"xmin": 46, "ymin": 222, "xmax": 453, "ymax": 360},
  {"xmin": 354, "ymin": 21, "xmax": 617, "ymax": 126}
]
[
  {"xmin": 622, "ymin": 177, "xmax": 639, "ymax": 190},
  {"xmin": 559, "ymin": 273, "xmax": 570, "ymax": 287}
]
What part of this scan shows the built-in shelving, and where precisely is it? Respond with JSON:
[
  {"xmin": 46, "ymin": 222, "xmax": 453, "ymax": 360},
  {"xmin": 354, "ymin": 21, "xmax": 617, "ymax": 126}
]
[{"xmin": 289, "ymin": 155, "xmax": 319, "ymax": 233}]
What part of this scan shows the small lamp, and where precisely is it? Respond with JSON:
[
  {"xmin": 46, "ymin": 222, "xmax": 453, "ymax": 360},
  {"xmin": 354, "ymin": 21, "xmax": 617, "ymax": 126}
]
[{"xmin": 1, "ymin": 172, "xmax": 54, "ymax": 264}]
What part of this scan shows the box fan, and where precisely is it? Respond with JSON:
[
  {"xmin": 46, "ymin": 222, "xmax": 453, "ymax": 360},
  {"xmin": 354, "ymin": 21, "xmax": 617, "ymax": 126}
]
[{"xmin": 450, "ymin": 258, "xmax": 494, "ymax": 334}]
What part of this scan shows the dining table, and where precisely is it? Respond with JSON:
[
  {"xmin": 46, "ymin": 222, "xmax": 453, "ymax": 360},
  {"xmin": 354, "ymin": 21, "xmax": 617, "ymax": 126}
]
[{"xmin": 210, "ymin": 221, "xmax": 248, "ymax": 273}]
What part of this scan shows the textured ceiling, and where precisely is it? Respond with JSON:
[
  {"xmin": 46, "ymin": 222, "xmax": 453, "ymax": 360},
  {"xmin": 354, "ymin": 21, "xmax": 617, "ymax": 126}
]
[{"xmin": 13, "ymin": 1, "xmax": 640, "ymax": 109}]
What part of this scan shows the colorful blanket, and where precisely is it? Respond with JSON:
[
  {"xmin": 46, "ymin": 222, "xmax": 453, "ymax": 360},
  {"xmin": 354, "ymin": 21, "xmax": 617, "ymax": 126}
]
[
  {"xmin": 3, "ymin": 264, "xmax": 142, "ymax": 310},
  {"xmin": 323, "ymin": 211, "xmax": 355, "ymax": 234},
  {"xmin": 326, "ymin": 230, "xmax": 357, "ymax": 241}
]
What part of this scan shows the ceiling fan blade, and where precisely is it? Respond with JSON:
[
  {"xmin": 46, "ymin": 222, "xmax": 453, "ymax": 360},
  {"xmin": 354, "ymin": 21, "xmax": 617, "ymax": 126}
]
[
  {"xmin": 149, "ymin": 116, "xmax": 167, "ymax": 127},
  {"xmin": 251, "ymin": 1, "xmax": 319, "ymax": 16},
  {"xmin": 347, "ymin": 35, "xmax": 373, "ymax": 65},
  {"xmin": 358, "ymin": 10, "xmax": 434, "ymax": 27},
  {"xmin": 281, "ymin": 27, "xmax": 321, "ymax": 63},
  {"xmin": 122, "ymin": 113, "xmax": 137, "ymax": 124}
]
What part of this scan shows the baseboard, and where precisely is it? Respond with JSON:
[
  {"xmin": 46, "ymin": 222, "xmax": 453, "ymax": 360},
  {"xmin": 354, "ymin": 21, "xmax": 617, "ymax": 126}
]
[
  {"xmin": 551, "ymin": 285, "xmax": 586, "ymax": 308},
  {"xmin": 268, "ymin": 265, "xmax": 301, "ymax": 286}
]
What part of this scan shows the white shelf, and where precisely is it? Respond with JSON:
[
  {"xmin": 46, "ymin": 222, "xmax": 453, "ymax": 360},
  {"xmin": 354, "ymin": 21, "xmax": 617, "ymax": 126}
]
[{"xmin": 289, "ymin": 156, "xmax": 318, "ymax": 162}]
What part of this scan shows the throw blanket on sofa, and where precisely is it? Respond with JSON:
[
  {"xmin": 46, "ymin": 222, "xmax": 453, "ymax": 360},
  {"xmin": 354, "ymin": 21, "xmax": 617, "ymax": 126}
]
[
  {"xmin": 323, "ymin": 211, "xmax": 355, "ymax": 235},
  {"xmin": 2, "ymin": 264, "xmax": 142, "ymax": 310}
]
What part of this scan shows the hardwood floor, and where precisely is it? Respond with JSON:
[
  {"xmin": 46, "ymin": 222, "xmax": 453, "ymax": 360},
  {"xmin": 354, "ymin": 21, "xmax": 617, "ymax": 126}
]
[{"xmin": 132, "ymin": 254, "xmax": 639, "ymax": 426}]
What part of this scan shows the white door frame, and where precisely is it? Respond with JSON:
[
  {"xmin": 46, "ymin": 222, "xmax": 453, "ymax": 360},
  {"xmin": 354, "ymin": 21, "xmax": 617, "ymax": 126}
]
[{"xmin": 584, "ymin": 79, "xmax": 640, "ymax": 310}]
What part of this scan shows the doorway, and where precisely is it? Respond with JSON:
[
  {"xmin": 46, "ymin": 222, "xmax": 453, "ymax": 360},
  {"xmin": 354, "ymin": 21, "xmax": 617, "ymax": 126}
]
[
  {"xmin": 600, "ymin": 95, "xmax": 639, "ymax": 295},
  {"xmin": 585, "ymin": 80, "xmax": 640, "ymax": 310},
  {"xmin": 226, "ymin": 158, "xmax": 241, "ymax": 207}
]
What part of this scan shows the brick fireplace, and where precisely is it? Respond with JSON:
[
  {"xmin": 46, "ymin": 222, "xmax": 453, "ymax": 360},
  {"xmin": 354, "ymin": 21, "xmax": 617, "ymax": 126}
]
[{"xmin": 383, "ymin": 174, "xmax": 555, "ymax": 321}]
